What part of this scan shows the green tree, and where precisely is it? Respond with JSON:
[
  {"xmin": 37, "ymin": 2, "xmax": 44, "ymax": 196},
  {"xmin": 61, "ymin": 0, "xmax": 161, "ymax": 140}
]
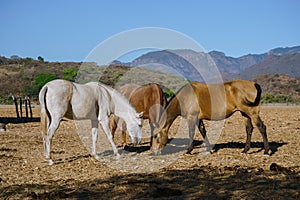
[
  {"xmin": 62, "ymin": 68, "xmax": 78, "ymax": 81},
  {"xmin": 37, "ymin": 56, "xmax": 44, "ymax": 62},
  {"xmin": 24, "ymin": 73, "xmax": 58, "ymax": 98},
  {"xmin": 164, "ymin": 88, "xmax": 175, "ymax": 99},
  {"xmin": 34, "ymin": 72, "xmax": 58, "ymax": 91}
]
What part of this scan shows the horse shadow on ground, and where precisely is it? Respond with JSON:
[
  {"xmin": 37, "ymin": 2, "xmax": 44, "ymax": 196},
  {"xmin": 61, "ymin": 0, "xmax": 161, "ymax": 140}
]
[
  {"xmin": 209, "ymin": 141, "xmax": 288, "ymax": 155},
  {"xmin": 120, "ymin": 138, "xmax": 287, "ymax": 156},
  {"xmin": 121, "ymin": 138, "xmax": 190, "ymax": 155},
  {"xmin": 53, "ymin": 154, "xmax": 92, "ymax": 165},
  {"xmin": 123, "ymin": 144, "xmax": 151, "ymax": 153},
  {"xmin": 0, "ymin": 117, "xmax": 40, "ymax": 124}
]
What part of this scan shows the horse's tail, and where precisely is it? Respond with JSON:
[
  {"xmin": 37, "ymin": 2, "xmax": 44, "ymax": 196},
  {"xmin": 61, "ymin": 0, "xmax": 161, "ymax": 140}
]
[
  {"xmin": 39, "ymin": 85, "xmax": 49, "ymax": 136},
  {"xmin": 244, "ymin": 83, "xmax": 262, "ymax": 107}
]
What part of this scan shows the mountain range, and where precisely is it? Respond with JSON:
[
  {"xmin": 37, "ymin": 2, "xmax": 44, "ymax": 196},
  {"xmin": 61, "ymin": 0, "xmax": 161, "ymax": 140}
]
[{"xmin": 116, "ymin": 46, "xmax": 300, "ymax": 81}]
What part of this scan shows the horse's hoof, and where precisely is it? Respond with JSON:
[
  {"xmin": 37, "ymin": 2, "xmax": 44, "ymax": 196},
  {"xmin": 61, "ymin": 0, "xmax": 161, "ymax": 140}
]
[
  {"xmin": 263, "ymin": 152, "xmax": 270, "ymax": 157},
  {"xmin": 94, "ymin": 155, "xmax": 100, "ymax": 160},
  {"xmin": 241, "ymin": 149, "xmax": 248, "ymax": 154},
  {"xmin": 264, "ymin": 149, "xmax": 271, "ymax": 156},
  {"xmin": 115, "ymin": 154, "xmax": 121, "ymax": 159},
  {"xmin": 48, "ymin": 159, "xmax": 54, "ymax": 166},
  {"xmin": 209, "ymin": 149, "xmax": 215, "ymax": 154}
]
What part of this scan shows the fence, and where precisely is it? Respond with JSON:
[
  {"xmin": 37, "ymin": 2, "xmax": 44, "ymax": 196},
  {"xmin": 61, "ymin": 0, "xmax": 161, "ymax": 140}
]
[{"xmin": 12, "ymin": 96, "xmax": 33, "ymax": 119}]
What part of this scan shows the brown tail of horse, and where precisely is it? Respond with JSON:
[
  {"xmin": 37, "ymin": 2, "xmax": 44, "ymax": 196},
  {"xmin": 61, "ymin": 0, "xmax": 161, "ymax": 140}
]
[
  {"xmin": 244, "ymin": 83, "xmax": 262, "ymax": 107},
  {"xmin": 39, "ymin": 86, "xmax": 49, "ymax": 136}
]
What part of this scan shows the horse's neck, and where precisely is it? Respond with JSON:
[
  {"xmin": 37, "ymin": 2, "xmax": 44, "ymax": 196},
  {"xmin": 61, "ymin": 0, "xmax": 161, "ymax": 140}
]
[
  {"xmin": 160, "ymin": 96, "xmax": 181, "ymax": 131},
  {"xmin": 104, "ymin": 85, "xmax": 135, "ymax": 123}
]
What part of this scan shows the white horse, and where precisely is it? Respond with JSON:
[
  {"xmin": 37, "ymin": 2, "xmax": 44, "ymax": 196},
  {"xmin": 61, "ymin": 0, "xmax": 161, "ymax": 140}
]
[{"xmin": 39, "ymin": 79, "xmax": 143, "ymax": 165}]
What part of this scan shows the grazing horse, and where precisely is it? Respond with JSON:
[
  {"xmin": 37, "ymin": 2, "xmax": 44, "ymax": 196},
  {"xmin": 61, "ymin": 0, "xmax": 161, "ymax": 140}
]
[
  {"xmin": 39, "ymin": 79, "xmax": 143, "ymax": 165},
  {"xmin": 111, "ymin": 83, "xmax": 167, "ymax": 147},
  {"xmin": 152, "ymin": 80, "xmax": 270, "ymax": 155}
]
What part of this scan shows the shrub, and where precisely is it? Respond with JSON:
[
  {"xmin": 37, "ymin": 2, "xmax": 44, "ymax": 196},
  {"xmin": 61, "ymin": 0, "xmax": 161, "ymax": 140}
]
[
  {"xmin": 23, "ymin": 72, "xmax": 58, "ymax": 98},
  {"xmin": 62, "ymin": 68, "xmax": 78, "ymax": 81},
  {"xmin": 262, "ymin": 93, "xmax": 299, "ymax": 104},
  {"xmin": 34, "ymin": 72, "xmax": 58, "ymax": 90},
  {"xmin": 164, "ymin": 88, "xmax": 175, "ymax": 99}
]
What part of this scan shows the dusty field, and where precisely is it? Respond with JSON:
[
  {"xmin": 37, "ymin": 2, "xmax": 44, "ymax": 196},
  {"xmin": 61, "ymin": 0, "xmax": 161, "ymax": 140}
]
[{"xmin": 0, "ymin": 106, "xmax": 299, "ymax": 199}]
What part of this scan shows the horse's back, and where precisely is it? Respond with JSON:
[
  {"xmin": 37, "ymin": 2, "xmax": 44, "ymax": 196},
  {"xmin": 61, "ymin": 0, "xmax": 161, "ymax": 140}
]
[
  {"xmin": 189, "ymin": 80, "xmax": 259, "ymax": 106},
  {"xmin": 118, "ymin": 83, "xmax": 140, "ymax": 99},
  {"xmin": 133, "ymin": 84, "xmax": 163, "ymax": 108},
  {"xmin": 177, "ymin": 80, "xmax": 260, "ymax": 119},
  {"xmin": 118, "ymin": 83, "xmax": 165, "ymax": 120}
]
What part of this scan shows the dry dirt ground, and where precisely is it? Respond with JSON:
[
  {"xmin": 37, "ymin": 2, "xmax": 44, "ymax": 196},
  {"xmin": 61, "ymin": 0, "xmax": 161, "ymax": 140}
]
[{"xmin": 0, "ymin": 106, "xmax": 299, "ymax": 199}]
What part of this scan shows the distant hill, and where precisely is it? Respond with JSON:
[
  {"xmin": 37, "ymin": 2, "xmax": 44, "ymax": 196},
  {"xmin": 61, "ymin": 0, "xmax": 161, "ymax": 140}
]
[
  {"xmin": 1, "ymin": 45, "xmax": 300, "ymax": 103},
  {"xmin": 126, "ymin": 46, "xmax": 300, "ymax": 81},
  {"xmin": 253, "ymin": 74, "xmax": 300, "ymax": 97},
  {"xmin": 208, "ymin": 51, "xmax": 267, "ymax": 77},
  {"xmin": 130, "ymin": 50, "xmax": 203, "ymax": 81},
  {"xmin": 267, "ymin": 46, "xmax": 300, "ymax": 55},
  {"xmin": 238, "ymin": 53, "xmax": 300, "ymax": 79}
]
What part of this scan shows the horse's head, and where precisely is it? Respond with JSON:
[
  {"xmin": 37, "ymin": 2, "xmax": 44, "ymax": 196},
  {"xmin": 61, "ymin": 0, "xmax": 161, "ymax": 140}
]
[
  {"xmin": 126, "ymin": 112, "xmax": 143, "ymax": 145},
  {"xmin": 151, "ymin": 128, "xmax": 168, "ymax": 155}
]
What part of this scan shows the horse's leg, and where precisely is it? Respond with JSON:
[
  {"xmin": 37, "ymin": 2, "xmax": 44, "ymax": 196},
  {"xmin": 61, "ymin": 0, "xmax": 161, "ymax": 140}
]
[
  {"xmin": 100, "ymin": 119, "xmax": 120, "ymax": 158},
  {"xmin": 186, "ymin": 115, "xmax": 197, "ymax": 154},
  {"xmin": 252, "ymin": 115, "xmax": 270, "ymax": 155},
  {"xmin": 197, "ymin": 119, "xmax": 210, "ymax": 145},
  {"xmin": 241, "ymin": 116, "xmax": 253, "ymax": 153},
  {"xmin": 111, "ymin": 116, "xmax": 118, "ymax": 139},
  {"xmin": 91, "ymin": 120, "xmax": 98, "ymax": 156},
  {"xmin": 121, "ymin": 121, "xmax": 127, "ymax": 148},
  {"xmin": 149, "ymin": 122, "xmax": 155, "ymax": 147},
  {"xmin": 197, "ymin": 119, "xmax": 211, "ymax": 152},
  {"xmin": 44, "ymin": 118, "xmax": 60, "ymax": 165}
]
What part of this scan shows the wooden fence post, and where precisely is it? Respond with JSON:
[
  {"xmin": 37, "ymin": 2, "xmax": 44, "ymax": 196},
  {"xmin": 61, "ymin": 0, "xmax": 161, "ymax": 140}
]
[
  {"xmin": 12, "ymin": 96, "xmax": 20, "ymax": 118},
  {"xmin": 25, "ymin": 96, "xmax": 28, "ymax": 118},
  {"xmin": 19, "ymin": 96, "xmax": 23, "ymax": 118},
  {"xmin": 26, "ymin": 96, "xmax": 33, "ymax": 118}
]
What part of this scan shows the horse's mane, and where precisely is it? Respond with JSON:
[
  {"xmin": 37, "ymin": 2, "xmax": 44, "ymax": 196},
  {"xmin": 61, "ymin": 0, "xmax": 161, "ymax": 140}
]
[
  {"xmin": 98, "ymin": 83, "xmax": 136, "ymax": 114},
  {"xmin": 165, "ymin": 83, "xmax": 188, "ymax": 108}
]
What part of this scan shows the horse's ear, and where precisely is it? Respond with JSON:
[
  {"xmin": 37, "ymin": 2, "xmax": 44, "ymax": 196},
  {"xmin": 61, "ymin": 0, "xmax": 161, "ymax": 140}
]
[{"xmin": 137, "ymin": 112, "xmax": 143, "ymax": 118}]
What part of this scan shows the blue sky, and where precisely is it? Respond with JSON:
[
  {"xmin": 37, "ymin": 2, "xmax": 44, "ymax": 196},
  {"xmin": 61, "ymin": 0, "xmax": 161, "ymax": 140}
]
[{"xmin": 1, "ymin": 0, "xmax": 299, "ymax": 62}]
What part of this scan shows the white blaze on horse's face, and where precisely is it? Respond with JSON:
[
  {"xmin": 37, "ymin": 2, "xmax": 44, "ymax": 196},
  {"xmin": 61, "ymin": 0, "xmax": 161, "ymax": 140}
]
[{"xmin": 126, "ymin": 112, "xmax": 143, "ymax": 144}]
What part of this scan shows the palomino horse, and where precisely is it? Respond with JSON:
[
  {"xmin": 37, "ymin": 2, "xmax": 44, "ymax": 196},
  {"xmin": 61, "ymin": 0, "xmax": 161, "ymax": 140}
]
[
  {"xmin": 152, "ymin": 80, "xmax": 270, "ymax": 155},
  {"xmin": 39, "ymin": 79, "xmax": 143, "ymax": 165},
  {"xmin": 111, "ymin": 83, "xmax": 167, "ymax": 147}
]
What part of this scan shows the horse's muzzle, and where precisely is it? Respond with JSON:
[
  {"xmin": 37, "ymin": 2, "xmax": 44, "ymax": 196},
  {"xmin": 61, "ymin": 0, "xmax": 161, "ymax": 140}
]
[
  {"xmin": 151, "ymin": 145, "xmax": 162, "ymax": 156},
  {"xmin": 132, "ymin": 137, "xmax": 141, "ymax": 146},
  {"xmin": 152, "ymin": 149, "xmax": 161, "ymax": 156}
]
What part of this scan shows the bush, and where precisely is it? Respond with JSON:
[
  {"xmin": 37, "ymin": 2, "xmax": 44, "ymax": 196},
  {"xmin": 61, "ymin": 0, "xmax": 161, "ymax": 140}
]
[
  {"xmin": 164, "ymin": 88, "xmax": 175, "ymax": 99},
  {"xmin": 24, "ymin": 72, "xmax": 58, "ymax": 98},
  {"xmin": 34, "ymin": 73, "xmax": 58, "ymax": 91},
  {"xmin": 262, "ymin": 93, "xmax": 300, "ymax": 104},
  {"xmin": 62, "ymin": 68, "xmax": 78, "ymax": 81}
]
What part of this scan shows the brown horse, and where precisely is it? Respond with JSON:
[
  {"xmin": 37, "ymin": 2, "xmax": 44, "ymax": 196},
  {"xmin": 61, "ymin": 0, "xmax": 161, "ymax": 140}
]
[
  {"xmin": 152, "ymin": 79, "xmax": 270, "ymax": 155},
  {"xmin": 112, "ymin": 83, "xmax": 167, "ymax": 147}
]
